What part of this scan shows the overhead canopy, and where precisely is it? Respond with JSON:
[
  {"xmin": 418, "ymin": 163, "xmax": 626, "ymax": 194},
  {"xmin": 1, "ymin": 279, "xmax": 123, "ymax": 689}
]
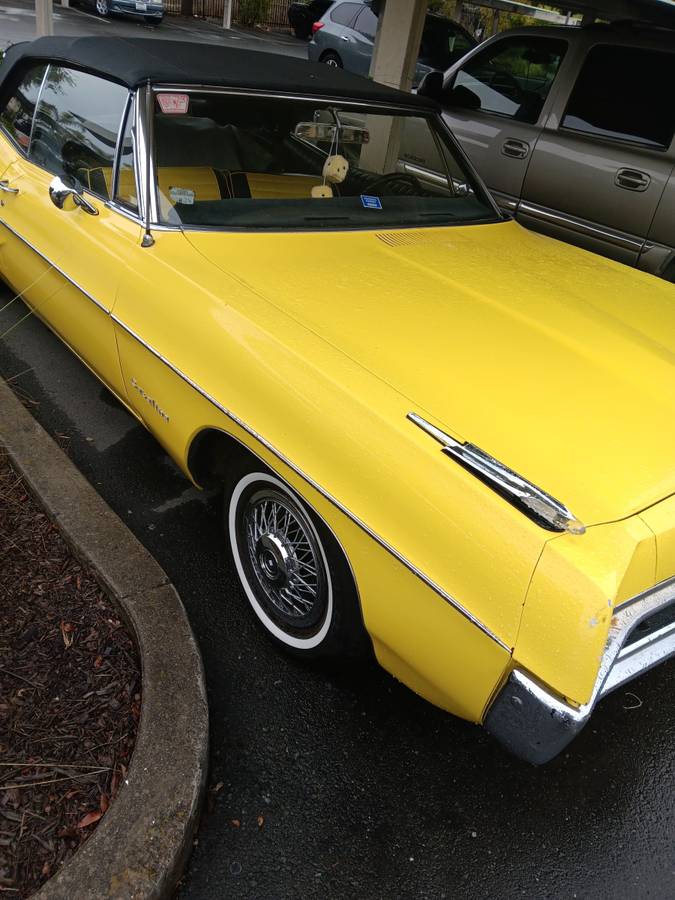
[
  {"xmin": 0, "ymin": 36, "xmax": 438, "ymax": 110},
  {"xmin": 561, "ymin": 0, "xmax": 675, "ymax": 20}
]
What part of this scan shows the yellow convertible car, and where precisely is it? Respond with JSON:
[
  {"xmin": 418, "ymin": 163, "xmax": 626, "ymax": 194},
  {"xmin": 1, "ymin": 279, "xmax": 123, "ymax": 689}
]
[{"xmin": 1, "ymin": 37, "xmax": 674, "ymax": 763}]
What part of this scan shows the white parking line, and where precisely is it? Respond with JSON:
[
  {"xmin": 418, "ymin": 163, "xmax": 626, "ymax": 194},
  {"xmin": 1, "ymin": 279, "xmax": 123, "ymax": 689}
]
[{"xmin": 68, "ymin": 8, "xmax": 112, "ymax": 23}]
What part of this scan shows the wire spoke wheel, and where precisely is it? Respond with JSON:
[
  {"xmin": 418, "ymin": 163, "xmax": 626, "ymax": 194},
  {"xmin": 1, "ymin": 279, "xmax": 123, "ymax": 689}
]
[{"xmin": 230, "ymin": 474, "xmax": 333, "ymax": 648}]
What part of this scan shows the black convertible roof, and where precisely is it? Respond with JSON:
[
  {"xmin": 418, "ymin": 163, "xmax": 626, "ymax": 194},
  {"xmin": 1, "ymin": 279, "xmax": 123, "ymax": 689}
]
[{"xmin": 0, "ymin": 36, "xmax": 436, "ymax": 110}]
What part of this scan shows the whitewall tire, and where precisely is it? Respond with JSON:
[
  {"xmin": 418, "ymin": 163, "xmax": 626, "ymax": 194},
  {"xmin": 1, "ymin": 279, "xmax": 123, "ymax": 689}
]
[{"xmin": 226, "ymin": 468, "xmax": 370, "ymax": 662}]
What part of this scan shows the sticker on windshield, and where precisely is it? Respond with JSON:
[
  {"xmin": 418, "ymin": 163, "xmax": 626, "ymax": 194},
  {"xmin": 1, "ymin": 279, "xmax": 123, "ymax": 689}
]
[
  {"xmin": 157, "ymin": 93, "xmax": 190, "ymax": 115},
  {"xmin": 170, "ymin": 186, "xmax": 195, "ymax": 205},
  {"xmin": 360, "ymin": 195, "xmax": 382, "ymax": 210}
]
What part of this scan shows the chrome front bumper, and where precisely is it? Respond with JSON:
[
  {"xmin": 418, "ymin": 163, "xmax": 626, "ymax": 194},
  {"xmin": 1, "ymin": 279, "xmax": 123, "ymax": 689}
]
[{"xmin": 486, "ymin": 576, "xmax": 675, "ymax": 764}]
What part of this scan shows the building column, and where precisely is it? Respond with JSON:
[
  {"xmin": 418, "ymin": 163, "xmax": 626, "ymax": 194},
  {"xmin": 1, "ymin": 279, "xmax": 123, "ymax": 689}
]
[
  {"xmin": 222, "ymin": 0, "xmax": 233, "ymax": 29},
  {"xmin": 35, "ymin": 0, "xmax": 54, "ymax": 36},
  {"xmin": 369, "ymin": 0, "xmax": 428, "ymax": 93},
  {"xmin": 361, "ymin": 0, "xmax": 427, "ymax": 175}
]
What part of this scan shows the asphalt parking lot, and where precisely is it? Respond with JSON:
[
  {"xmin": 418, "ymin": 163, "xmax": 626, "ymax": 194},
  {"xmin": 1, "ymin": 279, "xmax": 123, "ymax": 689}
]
[
  {"xmin": 1, "ymin": 8, "xmax": 675, "ymax": 899},
  {"xmin": 0, "ymin": 0, "xmax": 306, "ymax": 55},
  {"xmin": 1, "ymin": 292, "xmax": 674, "ymax": 900}
]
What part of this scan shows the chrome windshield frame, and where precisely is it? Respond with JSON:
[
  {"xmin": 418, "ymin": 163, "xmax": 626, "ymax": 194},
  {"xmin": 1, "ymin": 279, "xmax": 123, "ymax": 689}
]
[{"xmin": 141, "ymin": 83, "xmax": 502, "ymax": 232}]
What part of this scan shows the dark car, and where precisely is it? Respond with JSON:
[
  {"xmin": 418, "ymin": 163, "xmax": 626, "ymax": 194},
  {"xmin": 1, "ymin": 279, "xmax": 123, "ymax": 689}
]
[
  {"xmin": 288, "ymin": 1, "xmax": 333, "ymax": 39},
  {"xmin": 76, "ymin": 0, "xmax": 164, "ymax": 24},
  {"xmin": 308, "ymin": 0, "xmax": 476, "ymax": 85}
]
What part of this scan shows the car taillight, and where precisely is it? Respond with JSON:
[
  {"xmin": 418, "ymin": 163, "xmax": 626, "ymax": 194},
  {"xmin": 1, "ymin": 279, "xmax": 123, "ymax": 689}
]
[{"xmin": 311, "ymin": 21, "xmax": 324, "ymax": 34}]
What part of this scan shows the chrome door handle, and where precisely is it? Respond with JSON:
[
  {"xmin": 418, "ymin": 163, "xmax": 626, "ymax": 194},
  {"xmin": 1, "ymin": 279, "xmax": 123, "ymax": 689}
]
[
  {"xmin": 615, "ymin": 168, "xmax": 651, "ymax": 192},
  {"xmin": 501, "ymin": 139, "xmax": 530, "ymax": 160},
  {"xmin": 0, "ymin": 180, "xmax": 19, "ymax": 195},
  {"xmin": 48, "ymin": 175, "xmax": 99, "ymax": 216},
  {"xmin": 340, "ymin": 35, "xmax": 349, "ymax": 41}
]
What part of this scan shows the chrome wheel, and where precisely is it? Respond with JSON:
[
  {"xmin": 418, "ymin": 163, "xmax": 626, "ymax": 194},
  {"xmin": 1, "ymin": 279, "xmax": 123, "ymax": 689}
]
[
  {"xmin": 229, "ymin": 473, "xmax": 333, "ymax": 649},
  {"xmin": 244, "ymin": 493, "xmax": 325, "ymax": 623},
  {"xmin": 96, "ymin": 0, "xmax": 109, "ymax": 14}
]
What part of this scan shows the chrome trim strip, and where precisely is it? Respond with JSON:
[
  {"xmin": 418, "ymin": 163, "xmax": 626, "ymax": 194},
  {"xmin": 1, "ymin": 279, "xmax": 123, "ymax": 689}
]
[
  {"xmin": 486, "ymin": 576, "xmax": 675, "ymax": 764},
  {"xmin": 110, "ymin": 314, "xmax": 509, "ymax": 651},
  {"xmin": 152, "ymin": 84, "xmax": 427, "ymax": 116},
  {"xmin": 407, "ymin": 412, "xmax": 585, "ymax": 535},
  {"xmin": 0, "ymin": 218, "xmax": 109, "ymax": 313},
  {"xmin": 518, "ymin": 201, "xmax": 644, "ymax": 253}
]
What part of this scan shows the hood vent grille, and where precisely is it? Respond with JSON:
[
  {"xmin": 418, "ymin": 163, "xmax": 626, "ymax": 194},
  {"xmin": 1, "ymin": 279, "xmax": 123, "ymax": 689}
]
[{"xmin": 376, "ymin": 231, "xmax": 450, "ymax": 248}]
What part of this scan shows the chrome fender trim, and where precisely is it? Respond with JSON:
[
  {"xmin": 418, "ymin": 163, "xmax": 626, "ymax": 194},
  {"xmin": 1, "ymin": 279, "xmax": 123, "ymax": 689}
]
[{"xmin": 486, "ymin": 576, "xmax": 675, "ymax": 763}]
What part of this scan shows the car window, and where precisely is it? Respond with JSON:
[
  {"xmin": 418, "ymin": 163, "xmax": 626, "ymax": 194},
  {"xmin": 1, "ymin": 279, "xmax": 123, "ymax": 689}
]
[
  {"xmin": 452, "ymin": 37, "xmax": 567, "ymax": 124},
  {"xmin": 420, "ymin": 18, "xmax": 475, "ymax": 69},
  {"xmin": 115, "ymin": 98, "xmax": 138, "ymax": 213},
  {"xmin": 561, "ymin": 44, "xmax": 675, "ymax": 149},
  {"xmin": 0, "ymin": 64, "xmax": 47, "ymax": 154},
  {"xmin": 29, "ymin": 66, "xmax": 128, "ymax": 199},
  {"xmin": 151, "ymin": 91, "xmax": 497, "ymax": 231},
  {"xmin": 329, "ymin": 2, "xmax": 362, "ymax": 27},
  {"xmin": 353, "ymin": 7, "xmax": 378, "ymax": 40}
]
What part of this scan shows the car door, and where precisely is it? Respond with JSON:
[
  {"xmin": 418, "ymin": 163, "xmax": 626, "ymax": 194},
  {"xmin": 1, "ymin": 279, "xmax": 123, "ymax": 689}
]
[
  {"xmin": 440, "ymin": 33, "xmax": 570, "ymax": 212},
  {"xmin": 345, "ymin": 5, "xmax": 377, "ymax": 76},
  {"xmin": 0, "ymin": 64, "xmax": 142, "ymax": 398},
  {"xmin": 520, "ymin": 40, "xmax": 675, "ymax": 269},
  {"xmin": 643, "ymin": 159, "xmax": 675, "ymax": 280}
]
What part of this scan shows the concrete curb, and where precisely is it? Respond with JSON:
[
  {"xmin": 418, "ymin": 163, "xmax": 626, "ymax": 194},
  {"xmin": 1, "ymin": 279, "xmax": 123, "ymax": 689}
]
[{"xmin": 0, "ymin": 376, "xmax": 209, "ymax": 899}]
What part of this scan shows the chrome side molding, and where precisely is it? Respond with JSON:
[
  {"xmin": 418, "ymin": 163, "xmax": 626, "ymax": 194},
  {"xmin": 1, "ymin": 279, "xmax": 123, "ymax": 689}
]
[{"xmin": 407, "ymin": 412, "xmax": 585, "ymax": 535}]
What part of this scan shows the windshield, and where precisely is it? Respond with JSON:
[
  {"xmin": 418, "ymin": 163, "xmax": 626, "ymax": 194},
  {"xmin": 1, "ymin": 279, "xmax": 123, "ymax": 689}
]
[{"xmin": 151, "ymin": 91, "xmax": 497, "ymax": 231}]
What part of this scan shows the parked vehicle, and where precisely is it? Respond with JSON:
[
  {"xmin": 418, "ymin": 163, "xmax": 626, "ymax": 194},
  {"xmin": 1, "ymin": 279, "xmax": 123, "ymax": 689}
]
[
  {"xmin": 417, "ymin": 22, "xmax": 675, "ymax": 280},
  {"xmin": 288, "ymin": 0, "xmax": 333, "ymax": 39},
  {"xmin": 308, "ymin": 0, "xmax": 476, "ymax": 85},
  {"xmin": 1, "ymin": 37, "xmax": 674, "ymax": 764},
  {"xmin": 77, "ymin": 0, "xmax": 164, "ymax": 24}
]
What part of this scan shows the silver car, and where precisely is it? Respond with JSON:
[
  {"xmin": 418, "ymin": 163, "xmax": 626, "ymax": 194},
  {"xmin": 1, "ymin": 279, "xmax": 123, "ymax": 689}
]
[
  {"xmin": 308, "ymin": 0, "xmax": 475, "ymax": 86},
  {"xmin": 415, "ymin": 21, "xmax": 675, "ymax": 281}
]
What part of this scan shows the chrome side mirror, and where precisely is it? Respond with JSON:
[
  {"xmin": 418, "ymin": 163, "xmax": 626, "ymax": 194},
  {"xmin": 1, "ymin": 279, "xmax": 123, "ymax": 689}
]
[{"xmin": 48, "ymin": 176, "xmax": 98, "ymax": 216}]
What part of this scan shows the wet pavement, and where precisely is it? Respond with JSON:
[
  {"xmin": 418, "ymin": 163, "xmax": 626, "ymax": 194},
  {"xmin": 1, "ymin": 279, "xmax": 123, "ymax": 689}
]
[{"xmin": 0, "ymin": 285, "xmax": 674, "ymax": 900}]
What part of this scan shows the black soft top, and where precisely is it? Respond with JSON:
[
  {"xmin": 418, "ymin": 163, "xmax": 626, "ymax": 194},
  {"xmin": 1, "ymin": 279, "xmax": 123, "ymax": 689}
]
[{"xmin": 0, "ymin": 36, "xmax": 437, "ymax": 110}]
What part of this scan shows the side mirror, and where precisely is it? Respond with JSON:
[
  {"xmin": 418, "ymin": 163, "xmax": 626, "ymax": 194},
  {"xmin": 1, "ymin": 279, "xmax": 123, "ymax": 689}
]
[
  {"xmin": 446, "ymin": 84, "xmax": 481, "ymax": 110},
  {"xmin": 417, "ymin": 70, "xmax": 444, "ymax": 102}
]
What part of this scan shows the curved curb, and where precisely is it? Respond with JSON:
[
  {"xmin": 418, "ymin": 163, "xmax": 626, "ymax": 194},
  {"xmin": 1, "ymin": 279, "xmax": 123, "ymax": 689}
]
[{"xmin": 0, "ymin": 376, "xmax": 209, "ymax": 899}]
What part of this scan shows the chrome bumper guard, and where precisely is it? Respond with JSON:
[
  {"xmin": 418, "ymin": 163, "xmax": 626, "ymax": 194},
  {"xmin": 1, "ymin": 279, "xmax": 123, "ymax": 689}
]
[{"xmin": 486, "ymin": 576, "xmax": 675, "ymax": 764}]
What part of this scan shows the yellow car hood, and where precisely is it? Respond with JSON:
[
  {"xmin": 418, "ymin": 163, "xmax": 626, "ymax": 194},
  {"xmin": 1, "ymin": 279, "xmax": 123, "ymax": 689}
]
[{"xmin": 187, "ymin": 219, "xmax": 675, "ymax": 527}]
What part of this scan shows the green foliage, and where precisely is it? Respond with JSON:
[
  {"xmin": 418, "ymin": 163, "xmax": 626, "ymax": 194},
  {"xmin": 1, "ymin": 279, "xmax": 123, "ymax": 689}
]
[{"xmin": 236, "ymin": 0, "xmax": 272, "ymax": 27}]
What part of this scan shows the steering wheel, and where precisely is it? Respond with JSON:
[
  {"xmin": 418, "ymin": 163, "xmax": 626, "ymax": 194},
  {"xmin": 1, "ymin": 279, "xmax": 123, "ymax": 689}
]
[{"xmin": 366, "ymin": 172, "xmax": 423, "ymax": 196}]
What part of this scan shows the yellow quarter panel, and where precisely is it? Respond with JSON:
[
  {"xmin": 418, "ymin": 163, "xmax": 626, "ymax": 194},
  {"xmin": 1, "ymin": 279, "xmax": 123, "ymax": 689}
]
[{"xmin": 515, "ymin": 516, "xmax": 657, "ymax": 705}]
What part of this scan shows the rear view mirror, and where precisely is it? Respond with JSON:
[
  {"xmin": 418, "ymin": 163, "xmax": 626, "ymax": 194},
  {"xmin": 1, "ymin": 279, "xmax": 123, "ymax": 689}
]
[{"xmin": 294, "ymin": 122, "xmax": 370, "ymax": 144}]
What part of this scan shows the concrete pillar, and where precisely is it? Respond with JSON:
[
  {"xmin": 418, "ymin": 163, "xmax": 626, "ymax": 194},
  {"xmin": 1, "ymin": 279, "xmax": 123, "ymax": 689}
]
[
  {"xmin": 222, "ymin": 0, "xmax": 233, "ymax": 29},
  {"xmin": 361, "ymin": 0, "xmax": 427, "ymax": 174},
  {"xmin": 35, "ymin": 0, "xmax": 54, "ymax": 36},
  {"xmin": 369, "ymin": 0, "xmax": 428, "ymax": 93}
]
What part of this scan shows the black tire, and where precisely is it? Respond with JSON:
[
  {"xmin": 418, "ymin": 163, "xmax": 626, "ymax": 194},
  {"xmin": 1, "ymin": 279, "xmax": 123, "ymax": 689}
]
[
  {"xmin": 225, "ymin": 464, "xmax": 370, "ymax": 663},
  {"xmin": 145, "ymin": 15, "xmax": 163, "ymax": 23},
  {"xmin": 320, "ymin": 51, "xmax": 343, "ymax": 69},
  {"xmin": 95, "ymin": 0, "xmax": 109, "ymax": 16}
]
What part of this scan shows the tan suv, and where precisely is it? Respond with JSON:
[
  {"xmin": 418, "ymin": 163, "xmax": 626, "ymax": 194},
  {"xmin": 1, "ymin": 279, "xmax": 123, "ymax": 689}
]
[{"xmin": 416, "ymin": 22, "xmax": 675, "ymax": 281}]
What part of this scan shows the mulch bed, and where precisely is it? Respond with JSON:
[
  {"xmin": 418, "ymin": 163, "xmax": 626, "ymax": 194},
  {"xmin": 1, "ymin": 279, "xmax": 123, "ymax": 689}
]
[{"xmin": 0, "ymin": 449, "xmax": 141, "ymax": 897}]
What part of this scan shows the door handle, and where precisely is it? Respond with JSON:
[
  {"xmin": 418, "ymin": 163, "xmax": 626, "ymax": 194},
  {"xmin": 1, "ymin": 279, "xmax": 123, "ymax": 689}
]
[
  {"xmin": 48, "ymin": 176, "xmax": 98, "ymax": 216},
  {"xmin": 615, "ymin": 168, "xmax": 650, "ymax": 192},
  {"xmin": 0, "ymin": 180, "xmax": 19, "ymax": 195},
  {"xmin": 502, "ymin": 139, "xmax": 530, "ymax": 160},
  {"xmin": 340, "ymin": 35, "xmax": 349, "ymax": 41}
]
